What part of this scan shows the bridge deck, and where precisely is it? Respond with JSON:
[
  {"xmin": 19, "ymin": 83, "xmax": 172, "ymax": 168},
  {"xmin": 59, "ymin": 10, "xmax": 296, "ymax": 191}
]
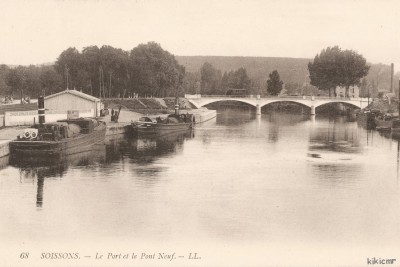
[{"xmin": 187, "ymin": 96, "xmax": 368, "ymax": 109}]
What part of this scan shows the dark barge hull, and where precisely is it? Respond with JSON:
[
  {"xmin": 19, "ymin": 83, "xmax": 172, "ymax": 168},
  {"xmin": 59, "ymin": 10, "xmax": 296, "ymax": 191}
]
[
  {"xmin": 9, "ymin": 124, "xmax": 106, "ymax": 157},
  {"xmin": 374, "ymin": 118, "xmax": 392, "ymax": 131},
  {"xmin": 133, "ymin": 123, "xmax": 192, "ymax": 135}
]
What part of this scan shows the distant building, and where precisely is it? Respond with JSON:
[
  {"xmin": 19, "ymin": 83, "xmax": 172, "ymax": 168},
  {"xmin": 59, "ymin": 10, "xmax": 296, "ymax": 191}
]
[
  {"xmin": 335, "ymin": 85, "xmax": 360, "ymax": 98},
  {"xmin": 44, "ymin": 89, "xmax": 103, "ymax": 117},
  {"xmin": 226, "ymin": 88, "xmax": 247, "ymax": 96}
]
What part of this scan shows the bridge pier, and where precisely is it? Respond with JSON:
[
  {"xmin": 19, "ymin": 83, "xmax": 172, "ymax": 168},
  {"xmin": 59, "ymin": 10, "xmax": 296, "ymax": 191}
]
[
  {"xmin": 256, "ymin": 104, "xmax": 261, "ymax": 115},
  {"xmin": 310, "ymin": 105, "xmax": 315, "ymax": 116}
]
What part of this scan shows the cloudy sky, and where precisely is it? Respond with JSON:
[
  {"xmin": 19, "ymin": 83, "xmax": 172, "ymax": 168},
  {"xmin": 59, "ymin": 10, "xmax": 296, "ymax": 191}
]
[{"xmin": 1, "ymin": 0, "xmax": 399, "ymax": 69}]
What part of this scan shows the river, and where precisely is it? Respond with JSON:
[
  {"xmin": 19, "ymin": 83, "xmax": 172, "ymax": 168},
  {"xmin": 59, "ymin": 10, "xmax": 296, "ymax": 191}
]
[{"xmin": 0, "ymin": 109, "xmax": 399, "ymax": 267}]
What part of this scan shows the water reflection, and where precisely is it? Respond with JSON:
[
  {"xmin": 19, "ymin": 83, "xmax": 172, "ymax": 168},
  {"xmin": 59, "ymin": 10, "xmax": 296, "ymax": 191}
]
[
  {"xmin": 309, "ymin": 117, "xmax": 361, "ymax": 154},
  {"xmin": 307, "ymin": 116, "xmax": 364, "ymax": 182},
  {"xmin": 104, "ymin": 134, "xmax": 131, "ymax": 163},
  {"xmin": 127, "ymin": 129, "xmax": 193, "ymax": 165},
  {"xmin": 216, "ymin": 110, "xmax": 255, "ymax": 125},
  {"xmin": 10, "ymin": 144, "xmax": 106, "ymax": 207},
  {"xmin": 397, "ymin": 139, "xmax": 400, "ymax": 186},
  {"xmin": 1, "ymin": 110, "xmax": 399, "ymax": 255},
  {"xmin": 266, "ymin": 111, "xmax": 309, "ymax": 125}
]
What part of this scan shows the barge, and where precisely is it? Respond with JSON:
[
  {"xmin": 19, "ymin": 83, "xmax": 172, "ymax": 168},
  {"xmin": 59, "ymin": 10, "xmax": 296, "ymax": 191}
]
[{"xmin": 10, "ymin": 118, "xmax": 106, "ymax": 157}]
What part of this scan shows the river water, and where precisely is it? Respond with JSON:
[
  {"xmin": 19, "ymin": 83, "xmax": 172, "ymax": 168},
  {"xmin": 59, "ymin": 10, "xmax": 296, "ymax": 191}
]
[{"xmin": 1, "ymin": 110, "xmax": 399, "ymax": 267}]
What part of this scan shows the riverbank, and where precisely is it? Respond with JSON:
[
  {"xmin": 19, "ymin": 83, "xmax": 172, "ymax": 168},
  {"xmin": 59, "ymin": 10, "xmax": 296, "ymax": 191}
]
[
  {"xmin": 103, "ymin": 97, "xmax": 195, "ymax": 112},
  {"xmin": 0, "ymin": 104, "xmax": 216, "ymax": 157},
  {"xmin": 364, "ymin": 98, "xmax": 400, "ymax": 113}
]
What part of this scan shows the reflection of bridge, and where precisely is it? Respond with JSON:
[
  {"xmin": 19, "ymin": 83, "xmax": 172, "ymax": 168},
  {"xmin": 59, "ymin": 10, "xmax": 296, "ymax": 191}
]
[{"xmin": 186, "ymin": 95, "xmax": 369, "ymax": 115}]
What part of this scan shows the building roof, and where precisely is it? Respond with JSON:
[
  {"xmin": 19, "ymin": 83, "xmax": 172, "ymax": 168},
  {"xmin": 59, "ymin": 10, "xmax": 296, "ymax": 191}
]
[{"xmin": 45, "ymin": 89, "xmax": 100, "ymax": 102}]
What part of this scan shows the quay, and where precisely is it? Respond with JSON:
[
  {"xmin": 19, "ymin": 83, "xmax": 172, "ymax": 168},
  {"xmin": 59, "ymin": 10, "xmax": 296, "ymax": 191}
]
[
  {"xmin": 0, "ymin": 127, "xmax": 26, "ymax": 157},
  {"xmin": 0, "ymin": 140, "xmax": 10, "ymax": 158},
  {"xmin": 0, "ymin": 108, "xmax": 216, "ymax": 157}
]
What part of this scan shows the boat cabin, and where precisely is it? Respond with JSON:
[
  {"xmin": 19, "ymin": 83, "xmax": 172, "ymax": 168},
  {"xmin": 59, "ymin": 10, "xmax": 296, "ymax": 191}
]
[{"xmin": 18, "ymin": 118, "xmax": 99, "ymax": 141}]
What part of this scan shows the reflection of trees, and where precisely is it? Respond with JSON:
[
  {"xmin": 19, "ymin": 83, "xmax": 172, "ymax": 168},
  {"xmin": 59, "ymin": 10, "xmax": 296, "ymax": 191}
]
[
  {"xmin": 316, "ymin": 103, "xmax": 359, "ymax": 118},
  {"xmin": 216, "ymin": 108, "xmax": 255, "ymax": 126},
  {"xmin": 266, "ymin": 111, "xmax": 309, "ymax": 125},
  {"xmin": 10, "ymin": 145, "xmax": 106, "ymax": 208},
  {"xmin": 309, "ymin": 117, "xmax": 361, "ymax": 153},
  {"xmin": 265, "ymin": 112, "xmax": 309, "ymax": 143},
  {"xmin": 397, "ymin": 140, "xmax": 400, "ymax": 185},
  {"xmin": 307, "ymin": 118, "xmax": 363, "ymax": 184}
]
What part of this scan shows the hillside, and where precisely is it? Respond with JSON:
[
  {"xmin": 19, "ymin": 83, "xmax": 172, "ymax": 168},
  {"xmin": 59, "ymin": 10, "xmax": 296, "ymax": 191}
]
[
  {"xmin": 176, "ymin": 56, "xmax": 311, "ymax": 86},
  {"xmin": 2, "ymin": 56, "xmax": 399, "ymax": 98},
  {"xmin": 176, "ymin": 56, "xmax": 400, "ymax": 95}
]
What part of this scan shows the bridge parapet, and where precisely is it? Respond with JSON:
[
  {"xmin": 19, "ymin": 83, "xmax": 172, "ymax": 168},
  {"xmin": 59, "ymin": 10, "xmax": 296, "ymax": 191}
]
[{"xmin": 187, "ymin": 95, "xmax": 369, "ymax": 111}]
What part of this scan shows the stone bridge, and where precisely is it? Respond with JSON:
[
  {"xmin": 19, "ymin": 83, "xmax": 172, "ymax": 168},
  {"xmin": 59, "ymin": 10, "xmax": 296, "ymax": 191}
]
[{"xmin": 186, "ymin": 95, "xmax": 369, "ymax": 115}]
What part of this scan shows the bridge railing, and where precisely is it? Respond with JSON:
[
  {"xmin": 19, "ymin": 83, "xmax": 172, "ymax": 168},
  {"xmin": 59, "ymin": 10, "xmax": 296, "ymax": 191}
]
[{"xmin": 187, "ymin": 94, "xmax": 366, "ymax": 101}]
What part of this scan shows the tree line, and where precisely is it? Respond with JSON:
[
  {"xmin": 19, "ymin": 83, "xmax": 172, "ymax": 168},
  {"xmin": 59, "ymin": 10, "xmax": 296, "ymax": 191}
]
[
  {"xmin": 0, "ymin": 42, "xmax": 187, "ymax": 100},
  {"xmin": 55, "ymin": 42, "xmax": 186, "ymax": 98},
  {"xmin": 0, "ymin": 43, "xmax": 371, "ymax": 100},
  {"xmin": 0, "ymin": 64, "xmax": 63, "ymax": 100}
]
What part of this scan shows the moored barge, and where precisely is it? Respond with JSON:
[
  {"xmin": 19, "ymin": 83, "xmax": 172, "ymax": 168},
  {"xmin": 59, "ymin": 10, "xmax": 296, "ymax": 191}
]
[
  {"xmin": 131, "ymin": 113, "xmax": 194, "ymax": 135},
  {"xmin": 10, "ymin": 118, "xmax": 106, "ymax": 157}
]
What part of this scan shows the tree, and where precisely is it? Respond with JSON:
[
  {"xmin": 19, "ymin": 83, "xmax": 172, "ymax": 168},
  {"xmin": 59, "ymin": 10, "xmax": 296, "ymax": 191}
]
[
  {"xmin": 266, "ymin": 70, "xmax": 283, "ymax": 96},
  {"xmin": 82, "ymin": 46, "xmax": 101, "ymax": 96},
  {"xmin": 0, "ymin": 64, "xmax": 11, "ymax": 95},
  {"xmin": 221, "ymin": 67, "xmax": 251, "ymax": 92},
  {"xmin": 129, "ymin": 42, "xmax": 185, "ymax": 97},
  {"xmin": 308, "ymin": 46, "xmax": 370, "ymax": 97},
  {"xmin": 6, "ymin": 65, "xmax": 45, "ymax": 99},
  {"xmin": 99, "ymin": 45, "xmax": 129, "ymax": 97},
  {"xmin": 6, "ymin": 67, "xmax": 24, "ymax": 97},
  {"xmin": 183, "ymin": 72, "xmax": 201, "ymax": 94},
  {"xmin": 55, "ymin": 47, "xmax": 90, "ymax": 91},
  {"xmin": 200, "ymin": 62, "xmax": 222, "ymax": 95},
  {"xmin": 23, "ymin": 65, "xmax": 42, "ymax": 97},
  {"xmin": 284, "ymin": 82, "xmax": 301, "ymax": 95},
  {"xmin": 40, "ymin": 66, "xmax": 63, "ymax": 95}
]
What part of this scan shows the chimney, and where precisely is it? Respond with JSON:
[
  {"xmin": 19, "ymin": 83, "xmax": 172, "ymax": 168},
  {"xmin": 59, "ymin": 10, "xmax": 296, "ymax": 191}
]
[{"xmin": 38, "ymin": 96, "xmax": 45, "ymax": 124}]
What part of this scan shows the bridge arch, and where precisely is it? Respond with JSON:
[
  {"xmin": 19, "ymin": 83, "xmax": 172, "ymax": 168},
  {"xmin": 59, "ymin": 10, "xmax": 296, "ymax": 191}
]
[
  {"xmin": 187, "ymin": 97, "xmax": 367, "ymax": 112},
  {"xmin": 315, "ymin": 101, "xmax": 361, "ymax": 109},
  {"xmin": 187, "ymin": 99, "xmax": 202, "ymax": 109},
  {"xmin": 260, "ymin": 100, "xmax": 312, "ymax": 109},
  {"xmin": 190, "ymin": 98, "xmax": 257, "ymax": 108}
]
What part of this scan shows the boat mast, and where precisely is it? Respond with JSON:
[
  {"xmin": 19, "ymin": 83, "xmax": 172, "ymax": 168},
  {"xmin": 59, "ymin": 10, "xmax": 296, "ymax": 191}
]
[
  {"xmin": 99, "ymin": 66, "xmax": 104, "ymax": 99},
  {"xmin": 65, "ymin": 64, "xmax": 69, "ymax": 90}
]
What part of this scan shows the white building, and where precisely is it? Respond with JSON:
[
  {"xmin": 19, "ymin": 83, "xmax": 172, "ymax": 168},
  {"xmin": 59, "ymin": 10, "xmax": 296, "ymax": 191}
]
[
  {"xmin": 44, "ymin": 89, "xmax": 103, "ymax": 117},
  {"xmin": 335, "ymin": 85, "xmax": 360, "ymax": 98}
]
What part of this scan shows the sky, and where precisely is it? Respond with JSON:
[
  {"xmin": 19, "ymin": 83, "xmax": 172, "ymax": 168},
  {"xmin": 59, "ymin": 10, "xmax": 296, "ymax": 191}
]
[{"xmin": 1, "ymin": 0, "xmax": 399, "ymax": 70}]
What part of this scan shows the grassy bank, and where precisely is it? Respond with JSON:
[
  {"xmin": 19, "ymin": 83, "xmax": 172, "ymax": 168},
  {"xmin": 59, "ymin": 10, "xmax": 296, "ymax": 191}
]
[{"xmin": 102, "ymin": 98, "xmax": 196, "ymax": 114}]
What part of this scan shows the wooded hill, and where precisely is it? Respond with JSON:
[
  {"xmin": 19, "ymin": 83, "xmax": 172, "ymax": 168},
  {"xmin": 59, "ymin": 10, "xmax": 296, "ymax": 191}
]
[
  {"xmin": 1, "ymin": 53, "xmax": 398, "ymax": 99},
  {"xmin": 176, "ymin": 55, "xmax": 400, "ymax": 96},
  {"xmin": 177, "ymin": 56, "xmax": 310, "ymax": 86}
]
